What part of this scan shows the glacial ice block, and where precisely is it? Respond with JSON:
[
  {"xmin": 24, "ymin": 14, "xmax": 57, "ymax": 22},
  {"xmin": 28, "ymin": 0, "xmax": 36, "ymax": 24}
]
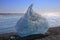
[{"xmin": 15, "ymin": 4, "xmax": 49, "ymax": 37}]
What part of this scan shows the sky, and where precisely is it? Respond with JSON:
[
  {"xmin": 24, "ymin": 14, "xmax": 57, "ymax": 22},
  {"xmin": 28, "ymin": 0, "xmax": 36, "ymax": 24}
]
[{"xmin": 0, "ymin": 0, "xmax": 60, "ymax": 13}]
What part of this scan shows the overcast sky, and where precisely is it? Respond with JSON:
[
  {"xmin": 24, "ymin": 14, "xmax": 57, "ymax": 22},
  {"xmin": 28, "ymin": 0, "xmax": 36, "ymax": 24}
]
[{"xmin": 0, "ymin": 0, "xmax": 60, "ymax": 13}]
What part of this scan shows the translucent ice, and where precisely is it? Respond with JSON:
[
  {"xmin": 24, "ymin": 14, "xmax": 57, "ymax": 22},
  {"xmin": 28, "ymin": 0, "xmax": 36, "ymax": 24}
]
[{"xmin": 15, "ymin": 4, "xmax": 49, "ymax": 37}]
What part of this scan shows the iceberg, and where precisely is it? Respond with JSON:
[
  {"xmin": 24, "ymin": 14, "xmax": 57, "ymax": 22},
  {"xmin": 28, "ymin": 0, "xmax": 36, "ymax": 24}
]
[{"xmin": 15, "ymin": 4, "xmax": 49, "ymax": 37}]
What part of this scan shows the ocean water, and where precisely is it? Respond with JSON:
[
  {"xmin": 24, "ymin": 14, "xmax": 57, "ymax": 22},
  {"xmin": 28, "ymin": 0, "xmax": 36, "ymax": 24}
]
[
  {"xmin": 0, "ymin": 14, "xmax": 60, "ymax": 34},
  {"xmin": 43, "ymin": 14, "xmax": 60, "ymax": 27},
  {"xmin": 0, "ymin": 15, "xmax": 21, "ymax": 34}
]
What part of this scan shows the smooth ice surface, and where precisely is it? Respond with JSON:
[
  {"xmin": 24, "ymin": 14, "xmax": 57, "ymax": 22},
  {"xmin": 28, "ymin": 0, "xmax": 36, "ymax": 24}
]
[{"xmin": 15, "ymin": 4, "xmax": 49, "ymax": 37}]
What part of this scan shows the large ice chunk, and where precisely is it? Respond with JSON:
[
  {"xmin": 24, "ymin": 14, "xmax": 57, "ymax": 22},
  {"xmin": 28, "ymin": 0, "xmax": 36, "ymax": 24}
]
[{"xmin": 15, "ymin": 4, "xmax": 49, "ymax": 37}]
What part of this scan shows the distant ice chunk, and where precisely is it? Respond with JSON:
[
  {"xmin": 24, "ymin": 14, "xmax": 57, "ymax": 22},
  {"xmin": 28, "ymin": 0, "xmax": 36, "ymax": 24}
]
[{"xmin": 15, "ymin": 4, "xmax": 49, "ymax": 37}]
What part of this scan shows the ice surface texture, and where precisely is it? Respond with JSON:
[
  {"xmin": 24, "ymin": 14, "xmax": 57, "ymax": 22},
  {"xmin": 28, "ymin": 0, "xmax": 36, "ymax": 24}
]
[{"xmin": 15, "ymin": 4, "xmax": 49, "ymax": 37}]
